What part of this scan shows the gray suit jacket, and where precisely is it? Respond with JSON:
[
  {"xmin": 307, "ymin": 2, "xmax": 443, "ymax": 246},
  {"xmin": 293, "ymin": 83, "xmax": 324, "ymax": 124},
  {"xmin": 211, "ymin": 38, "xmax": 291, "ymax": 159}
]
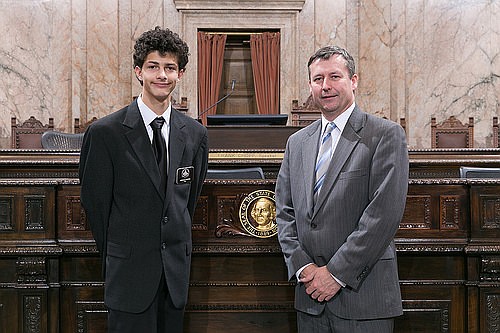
[
  {"xmin": 276, "ymin": 106, "xmax": 408, "ymax": 319},
  {"xmin": 79, "ymin": 100, "xmax": 208, "ymax": 313}
]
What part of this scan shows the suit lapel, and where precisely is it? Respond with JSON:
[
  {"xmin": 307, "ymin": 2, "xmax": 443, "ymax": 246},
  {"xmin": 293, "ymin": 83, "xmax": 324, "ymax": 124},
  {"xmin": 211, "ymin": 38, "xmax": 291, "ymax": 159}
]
[
  {"xmin": 165, "ymin": 109, "xmax": 187, "ymax": 205},
  {"xmin": 122, "ymin": 101, "xmax": 164, "ymax": 198},
  {"xmin": 312, "ymin": 107, "xmax": 364, "ymax": 217},
  {"xmin": 302, "ymin": 121, "xmax": 322, "ymax": 217}
]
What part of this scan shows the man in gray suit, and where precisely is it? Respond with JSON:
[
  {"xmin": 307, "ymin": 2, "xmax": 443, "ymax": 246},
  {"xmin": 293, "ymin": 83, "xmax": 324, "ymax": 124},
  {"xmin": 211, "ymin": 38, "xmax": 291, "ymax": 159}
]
[
  {"xmin": 79, "ymin": 27, "xmax": 208, "ymax": 333},
  {"xmin": 276, "ymin": 46, "xmax": 408, "ymax": 332}
]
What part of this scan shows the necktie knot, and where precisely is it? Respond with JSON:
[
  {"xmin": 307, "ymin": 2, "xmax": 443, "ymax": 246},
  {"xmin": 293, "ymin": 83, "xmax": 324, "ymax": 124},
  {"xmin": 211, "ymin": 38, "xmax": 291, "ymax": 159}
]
[
  {"xmin": 323, "ymin": 122, "xmax": 335, "ymax": 138},
  {"xmin": 151, "ymin": 117, "xmax": 165, "ymax": 130}
]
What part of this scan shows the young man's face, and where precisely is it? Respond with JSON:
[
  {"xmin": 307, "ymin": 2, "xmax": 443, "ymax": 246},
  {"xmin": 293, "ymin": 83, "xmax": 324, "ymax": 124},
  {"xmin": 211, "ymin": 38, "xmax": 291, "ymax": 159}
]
[
  {"xmin": 308, "ymin": 54, "xmax": 358, "ymax": 121},
  {"xmin": 134, "ymin": 51, "xmax": 184, "ymax": 107}
]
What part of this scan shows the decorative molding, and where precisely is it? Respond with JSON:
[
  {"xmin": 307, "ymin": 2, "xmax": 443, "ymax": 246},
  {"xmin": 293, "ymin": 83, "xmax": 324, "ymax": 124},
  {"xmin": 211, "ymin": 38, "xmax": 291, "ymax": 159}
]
[
  {"xmin": 0, "ymin": 246, "xmax": 62, "ymax": 256},
  {"xmin": 0, "ymin": 175, "xmax": 79, "ymax": 183},
  {"xmin": 65, "ymin": 196, "xmax": 87, "ymax": 231},
  {"xmin": 399, "ymin": 280, "xmax": 464, "ymax": 286},
  {"xmin": 58, "ymin": 242, "xmax": 98, "ymax": 254},
  {"xmin": 173, "ymin": 0, "xmax": 305, "ymax": 11},
  {"xmin": 480, "ymin": 195, "xmax": 500, "ymax": 230},
  {"xmin": 440, "ymin": 195, "xmax": 460, "ymax": 230},
  {"xmin": 25, "ymin": 196, "xmax": 45, "ymax": 231},
  {"xmin": 189, "ymin": 281, "xmax": 294, "ymax": 287},
  {"xmin": 193, "ymin": 244, "xmax": 282, "ymax": 254},
  {"xmin": 465, "ymin": 245, "xmax": 500, "ymax": 254},
  {"xmin": 186, "ymin": 302, "xmax": 295, "ymax": 312},
  {"xmin": 395, "ymin": 243, "xmax": 465, "ymax": 253}
]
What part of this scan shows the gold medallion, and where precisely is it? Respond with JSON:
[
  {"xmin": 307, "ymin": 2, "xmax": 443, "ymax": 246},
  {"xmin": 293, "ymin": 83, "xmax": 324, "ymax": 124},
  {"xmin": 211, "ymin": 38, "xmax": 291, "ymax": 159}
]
[{"xmin": 239, "ymin": 190, "xmax": 277, "ymax": 238}]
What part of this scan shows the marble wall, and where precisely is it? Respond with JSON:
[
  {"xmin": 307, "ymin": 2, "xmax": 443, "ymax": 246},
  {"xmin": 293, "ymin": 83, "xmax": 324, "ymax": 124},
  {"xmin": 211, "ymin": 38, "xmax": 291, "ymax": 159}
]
[{"xmin": 0, "ymin": 0, "xmax": 498, "ymax": 149}]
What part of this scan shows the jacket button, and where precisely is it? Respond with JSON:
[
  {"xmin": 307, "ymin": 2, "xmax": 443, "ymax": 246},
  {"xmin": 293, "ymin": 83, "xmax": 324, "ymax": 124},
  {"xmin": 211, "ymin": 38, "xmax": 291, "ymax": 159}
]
[
  {"xmin": 163, "ymin": 217, "xmax": 168, "ymax": 224},
  {"xmin": 311, "ymin": 223, "xmax": 317, "ymax": 229},
  {"xmin": 161, "ymin": 242, "xmax": 167, "ymax": 249}
]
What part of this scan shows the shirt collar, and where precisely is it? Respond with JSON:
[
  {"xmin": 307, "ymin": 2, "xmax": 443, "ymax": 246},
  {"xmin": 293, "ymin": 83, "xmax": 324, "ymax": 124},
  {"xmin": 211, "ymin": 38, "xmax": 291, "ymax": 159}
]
[
  {"xmin": 320, "ymin": 102, "xmax": 355, "ymax": 135},
  {"xmin": 137, "ymin": 94, "xmax": 171, "ymax": 127}
]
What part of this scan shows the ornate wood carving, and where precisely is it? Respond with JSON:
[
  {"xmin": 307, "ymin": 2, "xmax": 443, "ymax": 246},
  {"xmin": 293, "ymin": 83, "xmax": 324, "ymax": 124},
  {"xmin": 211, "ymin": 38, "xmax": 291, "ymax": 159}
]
[
  {"xmin": 486, "ymin": 293, "xmax": 500, "ymax": 333},
  {"xmin": 482, "ymin": 256, "xmax": 500, "ymax": 282},
  {"xmin": 215, "ymin": 195, "xmax": 249, "ymax": 238},
  {"xmin": 25, "ymin": 196, "xmax": 45, "ymax": 231},
  {"xmin": 23, "ymin": 295, "xmax": 42, "ymax": 333},
  {"xmin": 480, "ymin": 196, "xmax": 500, "ymax": 230},
  {"xmin": 440, "ymin": 195, "xmax": 461, "ymax": 230},
  {"xmin": 16, "ymin": 257, "xmax": 47, "ymax": 284},
  {"xmin": 192, "ymin": 195, "xmax": 208, "ymax": 231},
  {"xmin": 1, "ymin": 149, "xmax": 500, "ymax": 333},
  {"xmin": 65, "ymin": 196, "xmax": 87, "ymax": 231},
  {"xmin": 401, "ymin": 195, "xmax": 432, "ymax": 229},
  {"xmin": 0, "ymin": 195, "xmax": 14, "ymax": 231}
]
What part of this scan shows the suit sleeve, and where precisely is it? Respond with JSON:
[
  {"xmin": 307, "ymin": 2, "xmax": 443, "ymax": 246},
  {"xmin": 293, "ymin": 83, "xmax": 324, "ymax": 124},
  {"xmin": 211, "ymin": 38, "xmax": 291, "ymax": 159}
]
[
  {"xmin": 78, "ymin": 124, "xmax": 114, "ymax": 255},
  {"xmin": 276, "ymin": 140, "xmax": 315, "ymax": 281},
  {"xmin": 328, "ymin": 123, "xmax": 409, "ymax": 289},
  {"xmin": 187, "ymin": 128, "xmax": 208, "ymax": 219}
]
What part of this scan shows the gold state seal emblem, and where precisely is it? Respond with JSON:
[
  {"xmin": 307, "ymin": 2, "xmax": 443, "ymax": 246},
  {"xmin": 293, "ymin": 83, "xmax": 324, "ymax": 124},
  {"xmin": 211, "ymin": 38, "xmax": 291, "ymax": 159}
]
[{"xmin": 239, "ymin": 190, "xmax": 277, "ymax": 238}]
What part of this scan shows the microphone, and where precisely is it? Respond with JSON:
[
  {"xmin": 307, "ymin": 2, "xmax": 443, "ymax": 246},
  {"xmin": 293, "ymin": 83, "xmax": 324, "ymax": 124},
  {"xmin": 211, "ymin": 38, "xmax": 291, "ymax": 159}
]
[{"xmin": 198, "ymin": 79, "xmax": 236, "ymax": 122}]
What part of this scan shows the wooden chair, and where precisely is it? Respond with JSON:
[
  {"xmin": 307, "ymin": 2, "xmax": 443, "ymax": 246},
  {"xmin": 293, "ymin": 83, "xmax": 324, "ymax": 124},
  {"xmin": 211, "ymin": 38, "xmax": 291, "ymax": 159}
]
[
  {"xmin": 173, "ymin": 97, "xmax": 189, "ymax": 114},
  {"xmin": 291, "ymin": 95, "xmax": 322, "ymax": 127},
  {"xmin": 431, "ymin": 116, "xmax": 474, "ymax": 148},
  {"xmin": 74, "ymin": 117, "xmax": 98, "ymax": 133},
  {"xmin": 11, "ymin": 116, "xmax": 54, "ymax": 148},
  {"xmin": 400, "ymin": 118, "xmax": 406, "ymax": 135},
  {"xmin": 493, "ymin": 117, "xmax": 498, "ymax": 148}
]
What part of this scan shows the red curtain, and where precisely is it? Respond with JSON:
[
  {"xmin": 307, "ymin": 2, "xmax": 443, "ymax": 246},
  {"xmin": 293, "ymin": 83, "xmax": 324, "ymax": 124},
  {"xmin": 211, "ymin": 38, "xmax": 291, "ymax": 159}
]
[
  {"xmin": 250, "ymin": 32, "xmax": 280, "ymax": 115},
  {"xmin": 197, "ymin": 32, "xmax": 227, "ymax": 125}
]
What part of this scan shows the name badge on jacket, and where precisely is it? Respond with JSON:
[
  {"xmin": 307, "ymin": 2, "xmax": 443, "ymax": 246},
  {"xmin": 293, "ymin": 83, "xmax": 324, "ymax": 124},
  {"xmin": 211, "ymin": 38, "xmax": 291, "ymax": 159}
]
[{"xmin": 176, "ymin": 166, "xmax": 194, "ymax": 184}]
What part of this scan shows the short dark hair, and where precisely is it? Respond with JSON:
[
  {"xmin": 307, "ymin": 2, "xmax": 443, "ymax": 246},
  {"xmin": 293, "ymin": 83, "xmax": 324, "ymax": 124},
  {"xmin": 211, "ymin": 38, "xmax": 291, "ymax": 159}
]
[
  {"xmin": 133, "ymin": 26, "xmax": 190, "ymax": 71},
  {"xmin": 307, "ymin": 45, "xmax": 356, "ymax": 79}
]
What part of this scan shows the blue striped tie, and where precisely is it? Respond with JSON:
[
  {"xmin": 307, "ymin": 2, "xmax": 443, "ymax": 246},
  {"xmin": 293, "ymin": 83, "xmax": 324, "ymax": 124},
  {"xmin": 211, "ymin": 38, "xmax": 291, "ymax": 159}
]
[{"xmin": 314, "ymin": 122, "xmax": 336, "ymax": 201}]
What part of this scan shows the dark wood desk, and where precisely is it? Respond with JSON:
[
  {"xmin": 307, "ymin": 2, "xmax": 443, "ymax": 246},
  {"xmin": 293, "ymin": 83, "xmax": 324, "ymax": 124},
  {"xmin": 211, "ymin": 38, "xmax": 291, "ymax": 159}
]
[{"xmin": 1, "ymin": 148, "xmax": 500, "ymax": 333}]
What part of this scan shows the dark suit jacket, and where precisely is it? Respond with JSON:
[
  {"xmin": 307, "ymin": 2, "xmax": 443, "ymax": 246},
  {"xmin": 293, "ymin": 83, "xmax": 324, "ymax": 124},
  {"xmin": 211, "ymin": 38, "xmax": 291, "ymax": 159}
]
[
  {"xmin": 79, "ymin": 100, "xmax": 208, "ymax": 313},
  {"xmin": 276, "ymin": 106, "xmax": 408, "ymax": 319}
]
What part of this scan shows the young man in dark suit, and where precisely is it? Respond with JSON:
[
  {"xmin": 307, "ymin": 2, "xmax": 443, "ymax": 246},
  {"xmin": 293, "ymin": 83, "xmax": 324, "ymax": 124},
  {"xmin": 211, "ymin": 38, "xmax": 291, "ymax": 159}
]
[
  {"xmin": 276, "ymin": 46, "xmax": 408, "ymax": 332},
  {"xmin": 79, "ymin": 26, "xmax": 208, "ymax": 333}
]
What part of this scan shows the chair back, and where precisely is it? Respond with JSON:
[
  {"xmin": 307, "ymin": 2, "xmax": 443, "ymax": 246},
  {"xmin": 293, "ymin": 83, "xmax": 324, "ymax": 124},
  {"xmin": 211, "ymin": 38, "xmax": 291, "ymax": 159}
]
[
  {"xmin": 431, "ymin": 116, "xmax": 474, "ymax": 148},
  {"xmin": 291, "ymin": 96, "xmax": 322, "ymax": 127},
  {"xmin": 74, "ymin": 117, "xmax": 98, "ymax": 133},
  {"xmin": 459, "ymin": 166, "xmax": 500, "ymax": 179},
  {"xmin": 41, "ymin": 131, "xmax": 84, "ymax": 150},
  {"xmin": 493, "ymin": 117, "xmax": 499, "ymax": 148},
  {"xmin": 11, "ymin": 116, "xmax": 54, "ymax": 148}
]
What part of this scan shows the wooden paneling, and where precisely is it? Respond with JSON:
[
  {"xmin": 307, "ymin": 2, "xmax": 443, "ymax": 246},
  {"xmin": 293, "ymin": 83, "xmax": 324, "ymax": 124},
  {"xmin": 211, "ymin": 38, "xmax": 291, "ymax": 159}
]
[{"xmin": 1, "ymin": 147, "xmax": 500, "ymax": 332}]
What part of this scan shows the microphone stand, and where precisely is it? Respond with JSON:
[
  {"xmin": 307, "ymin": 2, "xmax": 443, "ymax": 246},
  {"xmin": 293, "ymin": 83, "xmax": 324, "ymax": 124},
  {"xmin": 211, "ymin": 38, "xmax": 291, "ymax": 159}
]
[{"xmin": 198, "ymin": 79, "xmax": 236, "ymax": 124}]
